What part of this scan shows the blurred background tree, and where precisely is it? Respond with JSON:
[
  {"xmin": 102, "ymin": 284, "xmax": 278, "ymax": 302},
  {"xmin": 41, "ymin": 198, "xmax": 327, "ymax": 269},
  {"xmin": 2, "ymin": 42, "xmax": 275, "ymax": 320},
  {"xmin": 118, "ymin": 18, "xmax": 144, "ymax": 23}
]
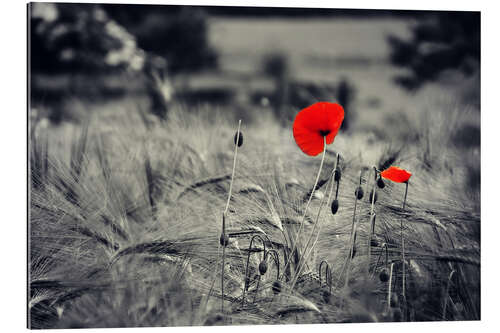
[
  {"xmin": 103, "ymin": 5, "xmax": 218, "ymax": 76},
  {"xmin": 387, "ymin": 12, "xmax": 480, "ymax": 91},
  {"xmin": 30, "ymin": 3, "xmax": 144, "ymax": 74}
]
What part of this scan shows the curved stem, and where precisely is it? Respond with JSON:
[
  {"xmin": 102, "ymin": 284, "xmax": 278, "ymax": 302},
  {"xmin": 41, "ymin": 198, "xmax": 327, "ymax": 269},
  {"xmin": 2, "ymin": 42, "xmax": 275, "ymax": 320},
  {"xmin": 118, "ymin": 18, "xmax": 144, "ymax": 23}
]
[
  {"xmin": 283, "ymin": 136, "xmax": 327, "ymax": 278},
  {"xmin": 241, "ymin": 235, "xmax": 266, "ymax": 306},
  {"xmin": 318, "ymin": 260, "xmax": 330, "ymax": 287}
]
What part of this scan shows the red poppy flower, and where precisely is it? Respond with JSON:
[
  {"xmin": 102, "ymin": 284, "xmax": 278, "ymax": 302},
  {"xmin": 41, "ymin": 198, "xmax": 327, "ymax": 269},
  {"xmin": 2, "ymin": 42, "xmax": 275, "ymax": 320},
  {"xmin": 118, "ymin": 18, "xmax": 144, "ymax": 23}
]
[
  {"xmin": 380, "ymin": 166, "xmax": 412, "ymax": 183},
  {"xmin": 293, "ymin": 102, "xmax": 344, "ymax": 156}
]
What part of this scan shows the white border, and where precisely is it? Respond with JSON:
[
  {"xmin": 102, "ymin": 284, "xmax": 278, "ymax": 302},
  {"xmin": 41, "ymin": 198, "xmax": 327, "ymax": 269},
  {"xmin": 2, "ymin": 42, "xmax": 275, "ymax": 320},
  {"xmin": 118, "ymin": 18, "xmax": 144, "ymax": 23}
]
[{"xmin": 1, "ymin": 1, "xmax": 498, "ymax": 332}]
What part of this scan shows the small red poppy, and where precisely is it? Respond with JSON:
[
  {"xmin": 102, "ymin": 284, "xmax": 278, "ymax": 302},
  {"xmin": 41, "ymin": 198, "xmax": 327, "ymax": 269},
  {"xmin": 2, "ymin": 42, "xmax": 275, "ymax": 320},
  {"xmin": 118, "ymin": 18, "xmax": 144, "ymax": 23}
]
[
  {"xmin": 380, "ymin": 166, "xmax": 412, "ymax": 183},
  {"xmin": 293, "ymin": 102, "xmax": 344, "ymax": 156}
]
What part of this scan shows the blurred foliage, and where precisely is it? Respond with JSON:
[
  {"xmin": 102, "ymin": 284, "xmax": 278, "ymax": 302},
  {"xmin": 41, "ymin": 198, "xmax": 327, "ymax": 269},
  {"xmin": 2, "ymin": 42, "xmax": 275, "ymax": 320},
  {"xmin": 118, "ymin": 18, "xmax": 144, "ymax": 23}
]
[
  {"xmin": 30, "ymin": 3, "xmax": 217, "ymax": 77},
  {"xmin": 387, "ymin": 12, "xmax": 480, "ymax": 90},
  {"xmin": 104, "ymin": 5, "xmax": 218, "ymax": 75},
  {"xmin": 30, "ymin": 3, "xmax": 144, "ymax": 74},
  {"xmin": 261, "ymin": 52, "xmax": 290, "ymax": 124}
]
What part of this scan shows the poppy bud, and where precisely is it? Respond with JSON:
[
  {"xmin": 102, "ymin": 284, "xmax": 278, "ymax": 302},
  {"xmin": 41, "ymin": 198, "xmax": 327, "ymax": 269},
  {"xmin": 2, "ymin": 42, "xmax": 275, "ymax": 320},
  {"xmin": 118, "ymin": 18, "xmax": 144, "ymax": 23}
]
[
  {"xmin": 355, "ymin": 186, "xmax": 364, "ymax": 200},
  {"xmin": 377, "ymin": 177, "xmax": 385, "ymax": 189},
  {"xmin": 234, "ymin": 131, "xmax": 243, "ymax": 147},
  {"xmin": 390, "ymin": 293, "xmax": 399, "ymax": 308},
  {"xmin": 219, "ymin": 233, "xmax": 230, "ymax": 247},
  {"xmin": 258, "ymin": 261, "xmax": 268, "ymax": 275},
  {"xmin": 379, "ymin": 268, "xmax": 389, "ymax": 282},
  {"xmin": 334, "ymin": 168, "xmax": 341, "ymax": 182},
  {"xmin": 272, "ymin": 280, "xmax": 282, "ymax": 295},
  {"xmin": 369, "ymin": 189, "xmax": 378, "ymax": 204},
  {"xmin": 331, "ymin": 199, "xmax": 339, "ymax": 215}
]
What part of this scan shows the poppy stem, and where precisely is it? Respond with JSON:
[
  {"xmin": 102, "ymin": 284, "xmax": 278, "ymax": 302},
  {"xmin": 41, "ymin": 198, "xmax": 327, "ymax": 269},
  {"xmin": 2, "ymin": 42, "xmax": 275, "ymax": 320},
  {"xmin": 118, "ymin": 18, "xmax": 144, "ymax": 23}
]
[
  {"xmin": 289, "ymin": 151, "xmax": 338, "ymax": 288},
  {"xmin": 221, "ymin": 119, "xmax": 241, "ymax": 316},
  {"xmin": 241, "ymin": 235, "xmax": 266, "ymax": 306},
  {"xmin": 366, "ymin": 166, "xmax": 378, "ymax": 277},
  {"xmin": 283, "ymin": 136, "xmax": 327, "ymax": 280},
  {"xmin": 401, "ymin": 181, "xmax": 409, "ymax": 319},
  {"xmin": 224, "ymin": 119, "xmax": 242, "ymax": 216},
  {"xmin": 340, "ymin": 169, "xmax": 365, "ymax": 293},
  {"xmin": 221, "ymin": 242, "xmax": 225, "ymax": 314}
]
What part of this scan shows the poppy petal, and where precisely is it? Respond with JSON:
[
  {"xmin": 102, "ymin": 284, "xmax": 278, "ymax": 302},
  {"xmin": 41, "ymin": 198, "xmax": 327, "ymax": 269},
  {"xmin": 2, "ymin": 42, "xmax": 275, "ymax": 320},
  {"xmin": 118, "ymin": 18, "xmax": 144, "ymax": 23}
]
[
  {"xmin": 380, "ymin": 166, "xmax": 412, "ymax": 183},
  {"xmin": 293, "ymin": 102, "xmax": 344, "ymax": 156}
]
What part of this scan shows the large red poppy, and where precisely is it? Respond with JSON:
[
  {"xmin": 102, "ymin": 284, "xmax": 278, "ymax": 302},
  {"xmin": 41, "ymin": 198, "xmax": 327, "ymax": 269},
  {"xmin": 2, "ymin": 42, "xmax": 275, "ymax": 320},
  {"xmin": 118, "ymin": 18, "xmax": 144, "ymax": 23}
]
[
  {"xmin": 380, "ymin": 166, "xmax": 412, "ymax": 183},
  {"xmin": 293, "ymin": 102, "xmax": 344, "ymax": 156}
]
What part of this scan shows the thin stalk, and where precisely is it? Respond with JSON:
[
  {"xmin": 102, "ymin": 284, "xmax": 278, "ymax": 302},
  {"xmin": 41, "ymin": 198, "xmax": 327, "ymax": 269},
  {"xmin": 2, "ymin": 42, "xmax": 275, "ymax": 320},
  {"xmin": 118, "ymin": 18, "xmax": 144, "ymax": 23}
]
[
  {"xmin": 401, "ymin": 181, "xmax": 409, "ymax": 317},
  {"xmin": 367, "ymin": 166, "xmax": 378, "ymax": 277},
  {"xmin": 442, "ymin": 269, "xmax": 456, "ymax": 320},
  {"xmin": 223, "ymin": 120, "xmax": 242, "ymax": 216},
  {"xmin": 342, "ymin": 170, "xmax": 364, "ymax": 290},
  {"xmin": 370, "ymin": 243, "xmax": 389, "ymax": 279},
  {"xmin": 283, "ymin": 136, "xmax": 327, "ymax": 278},
  {"xmin": 290, "ymin": 152, "xmax": 338, "ymax": 287},
  {"xmin": 220, "ymin": 120, "xmax": 242, "ymax": 315},
  {"xmin": 221, "ymin": 241, "xmax": 225, "ymax": 314},
  {"xmin": 253, "ymin": 275, "xmax": 261, "ymax": 303},
  {"xmin": 387, "ymin": 262, "xmax": 395, "ymax": 313}
]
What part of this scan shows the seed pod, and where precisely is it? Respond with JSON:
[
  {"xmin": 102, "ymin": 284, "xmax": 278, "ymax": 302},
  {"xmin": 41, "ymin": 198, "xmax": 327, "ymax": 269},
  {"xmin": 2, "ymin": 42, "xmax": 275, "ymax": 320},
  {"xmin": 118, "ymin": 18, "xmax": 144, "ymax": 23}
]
[
  {"xmin": 379, "ymin": 268, "xmax": 389, "ymax": 282},
  {"xmin": 355, "ymin": 186, "xmax": 364, "ymax": 200},
  {"xmin": 390, "ymin": 293, "xmax": 399, "ymax": 308},
  {"xmin": 219, "ymin": 233, "xmax": 230, "ymax": 247},
  {"xmin": 234, "ymin": 131, "xmax": 243, "ymax": 147},
  {"xmin": 377, "ymin": 177, "xmax": 385, "ymax": 189},
  {"xmin": 272, "ymin": 280, "xmax": 282, "ymax": 295},
  {"xmin": 258, "ymin": 261, "xmax": 268, "ymax": 275},
  {"xmin": 334, "ymin": 168, "xmax": 341, "ymax": 182},
  {"xmin": 369, "ymin": 189, "xmax": 378, "ymax": 204},
  {"xmin": 331, "ymin": 199, "xmax": 339, "ymax": 215}
]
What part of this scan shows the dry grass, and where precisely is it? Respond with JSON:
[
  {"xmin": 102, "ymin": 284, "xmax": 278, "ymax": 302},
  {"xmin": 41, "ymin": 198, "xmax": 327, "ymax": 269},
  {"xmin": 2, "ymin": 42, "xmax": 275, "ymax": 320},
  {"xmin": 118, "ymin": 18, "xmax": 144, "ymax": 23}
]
[{"xmin": 28, "ymin": 97, "xmax": 480, "ymax": 328}]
